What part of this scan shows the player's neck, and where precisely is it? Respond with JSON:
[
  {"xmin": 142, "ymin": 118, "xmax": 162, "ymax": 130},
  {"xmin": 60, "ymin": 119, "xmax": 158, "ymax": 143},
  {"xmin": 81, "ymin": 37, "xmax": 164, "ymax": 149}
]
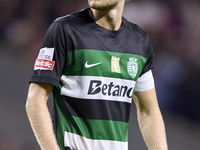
[{"xmin": 89, "ymin": 3, "xmax": 124, "ymax": 31}]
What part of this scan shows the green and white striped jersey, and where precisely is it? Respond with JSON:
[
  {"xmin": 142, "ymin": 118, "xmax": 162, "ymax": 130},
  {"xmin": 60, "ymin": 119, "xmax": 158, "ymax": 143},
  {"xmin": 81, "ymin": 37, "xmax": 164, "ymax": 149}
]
[{"xmin": 31, "ymin": 8, "xmax": 154, "ymax": 150}]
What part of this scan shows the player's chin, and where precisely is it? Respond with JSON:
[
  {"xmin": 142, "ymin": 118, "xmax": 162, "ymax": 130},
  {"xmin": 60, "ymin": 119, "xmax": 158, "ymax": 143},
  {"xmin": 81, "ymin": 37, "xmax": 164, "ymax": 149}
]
[
  {"xmin": 89, "ymin": 3, "xmax": 113, "ymax": 11},
  {"xmin": 88, "ymin": 0, "xmax": 99, "ymax": 6}
]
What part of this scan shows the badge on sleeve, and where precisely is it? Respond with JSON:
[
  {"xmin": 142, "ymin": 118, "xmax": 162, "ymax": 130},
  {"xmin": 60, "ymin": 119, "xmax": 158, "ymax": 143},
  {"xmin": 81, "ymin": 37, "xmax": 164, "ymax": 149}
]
[{"xmin": 34, "ymin": 47, "xmax": 55, "ymax": 70}]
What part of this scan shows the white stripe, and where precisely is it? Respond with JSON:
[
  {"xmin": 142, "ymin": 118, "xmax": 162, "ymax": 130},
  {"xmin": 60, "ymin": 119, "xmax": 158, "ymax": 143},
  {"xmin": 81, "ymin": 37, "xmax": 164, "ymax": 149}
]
[
  {"xmin": 60, "ymin": 76, "xmax": 135, "ymax": 103},
  {"xmin": 134, "ymin": 70, "xmax": 155, "ymax": 92},
  {"xmin": 64, "ymin": 132, "xmax": 128, "ymax": 150}
]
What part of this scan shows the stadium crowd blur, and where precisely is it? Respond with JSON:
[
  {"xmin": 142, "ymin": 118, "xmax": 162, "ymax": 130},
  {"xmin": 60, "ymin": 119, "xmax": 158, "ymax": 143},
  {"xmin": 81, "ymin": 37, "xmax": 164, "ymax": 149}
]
[{"xmin": 0, "ymin": 0, "xmax": 200, "ymax": 149}]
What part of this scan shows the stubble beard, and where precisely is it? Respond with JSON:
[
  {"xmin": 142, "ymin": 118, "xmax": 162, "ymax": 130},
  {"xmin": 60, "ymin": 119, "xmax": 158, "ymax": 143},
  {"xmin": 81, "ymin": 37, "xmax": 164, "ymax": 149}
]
[{"xmin": 88, "ymin": 0, "xmax": 119, "ymax": 11}]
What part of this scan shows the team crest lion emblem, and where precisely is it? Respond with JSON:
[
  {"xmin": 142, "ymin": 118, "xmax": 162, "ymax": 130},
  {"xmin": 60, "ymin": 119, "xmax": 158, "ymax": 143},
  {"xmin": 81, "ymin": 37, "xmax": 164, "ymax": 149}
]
[{"xmin": 127, "ymin": 57, "xmax": 138, "ymax": 79}]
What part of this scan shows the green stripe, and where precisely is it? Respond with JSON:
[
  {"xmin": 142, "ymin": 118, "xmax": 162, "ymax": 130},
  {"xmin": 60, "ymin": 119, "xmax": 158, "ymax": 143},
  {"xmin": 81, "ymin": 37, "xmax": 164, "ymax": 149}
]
[
  {"xmin": 53, "ymin": 85, "xmax": 66, "ymax": 149},
  {"xmin": 63, "ymin": 49, "xmax": 146, "ymax": 81},
  {"xmin": 54, "ymin": 94, "xmax": 128, "ymax": 149},
  {"xmin": 59, "ymin": 111, "xmax": 128, "ymax": 142}
]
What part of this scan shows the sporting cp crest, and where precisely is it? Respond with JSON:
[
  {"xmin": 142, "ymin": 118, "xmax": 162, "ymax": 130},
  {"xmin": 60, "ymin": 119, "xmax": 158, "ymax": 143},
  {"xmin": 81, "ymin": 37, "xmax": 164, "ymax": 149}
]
[{"xmin": 127, "ymin": 57, "xmax": 138, "ymax": 79}]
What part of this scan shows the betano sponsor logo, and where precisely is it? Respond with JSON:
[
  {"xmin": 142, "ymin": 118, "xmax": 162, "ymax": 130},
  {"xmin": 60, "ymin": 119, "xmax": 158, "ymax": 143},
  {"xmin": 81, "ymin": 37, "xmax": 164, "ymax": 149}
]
[{"xmin": 88, "ymin": 80, "xmax": 133, "ymax": 98}]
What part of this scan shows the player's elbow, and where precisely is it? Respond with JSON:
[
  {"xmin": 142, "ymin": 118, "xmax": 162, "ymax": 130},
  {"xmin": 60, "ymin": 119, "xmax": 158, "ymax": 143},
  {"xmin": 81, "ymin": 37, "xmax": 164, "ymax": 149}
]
[
  {"xmin": 25, "ymin": 94, "xmax": 40, "ymax": 113},
  {"xmin": 25, "ymin": 96, "xmax": 34, "ymax": 113}
]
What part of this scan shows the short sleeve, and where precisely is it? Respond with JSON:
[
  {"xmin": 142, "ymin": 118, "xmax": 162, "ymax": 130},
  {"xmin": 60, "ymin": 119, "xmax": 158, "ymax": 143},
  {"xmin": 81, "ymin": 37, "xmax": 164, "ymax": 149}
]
[
  {"xmin": 134, "ymin": 69, "xmax": 155, "ymax": 92},
  {"xmin": 140, "ymin": 35, "xmax": 154, "ymax": 75},
  {"xmin": 30, "ymin": 21, "xmax": 68, "ymax": 87}
]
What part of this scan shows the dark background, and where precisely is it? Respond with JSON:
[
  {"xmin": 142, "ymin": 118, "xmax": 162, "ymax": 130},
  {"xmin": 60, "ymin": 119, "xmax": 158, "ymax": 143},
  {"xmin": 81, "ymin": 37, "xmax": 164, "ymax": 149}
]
[{"xmin": 0, "ymin": 0, "xmax": 200, "ymax": 149}]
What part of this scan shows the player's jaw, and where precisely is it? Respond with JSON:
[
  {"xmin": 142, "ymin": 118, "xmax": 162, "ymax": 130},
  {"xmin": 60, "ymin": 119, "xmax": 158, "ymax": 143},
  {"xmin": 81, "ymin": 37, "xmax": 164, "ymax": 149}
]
[{"xmin": 88, "ymin": 0, "xmax": 121, "ymax": 11}]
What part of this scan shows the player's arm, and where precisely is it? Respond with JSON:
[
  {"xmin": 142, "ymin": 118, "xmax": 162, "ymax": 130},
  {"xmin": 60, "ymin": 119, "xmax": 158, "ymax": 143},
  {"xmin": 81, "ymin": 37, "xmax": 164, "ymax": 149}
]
[
  {"xmin": 26, "ymin": 83, "xmax": 60, "ymax": 150},
  {"xmin": 133, "ymin": 88, "xmax": 168, "ymax": 150}
]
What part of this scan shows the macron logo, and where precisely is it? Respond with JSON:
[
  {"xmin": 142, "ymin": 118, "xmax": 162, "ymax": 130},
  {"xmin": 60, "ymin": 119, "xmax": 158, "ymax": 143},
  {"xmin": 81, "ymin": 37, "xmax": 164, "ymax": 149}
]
[{"xmin": 85, "ymin": 61, "xmax": 102, "ymax": 68}]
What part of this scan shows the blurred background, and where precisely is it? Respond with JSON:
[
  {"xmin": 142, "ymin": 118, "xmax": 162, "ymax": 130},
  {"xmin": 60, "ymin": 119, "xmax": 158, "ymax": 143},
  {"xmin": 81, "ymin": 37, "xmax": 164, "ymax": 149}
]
[{"xmin": 0, "ymin": 0, "xmax": 200, "ymax": 149}]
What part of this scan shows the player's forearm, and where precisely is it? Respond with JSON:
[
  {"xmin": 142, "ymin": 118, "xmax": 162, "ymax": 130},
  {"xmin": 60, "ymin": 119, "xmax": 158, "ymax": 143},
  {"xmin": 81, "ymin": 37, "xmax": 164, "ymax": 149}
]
[
  {"xmin": 138, "ymin": 109, "xmax": 168, "ymax": 150},
  {"xmin": 26, "ymin": 97, "xmax": 60, "ymax": 150}
]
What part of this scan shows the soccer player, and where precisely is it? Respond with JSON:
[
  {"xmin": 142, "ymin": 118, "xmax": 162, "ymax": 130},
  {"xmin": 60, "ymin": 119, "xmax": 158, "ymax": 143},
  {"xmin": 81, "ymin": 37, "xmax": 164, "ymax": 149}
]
[{"xmin": 26, "ymin": 0, "xmax": 168, "ymax": 150}]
